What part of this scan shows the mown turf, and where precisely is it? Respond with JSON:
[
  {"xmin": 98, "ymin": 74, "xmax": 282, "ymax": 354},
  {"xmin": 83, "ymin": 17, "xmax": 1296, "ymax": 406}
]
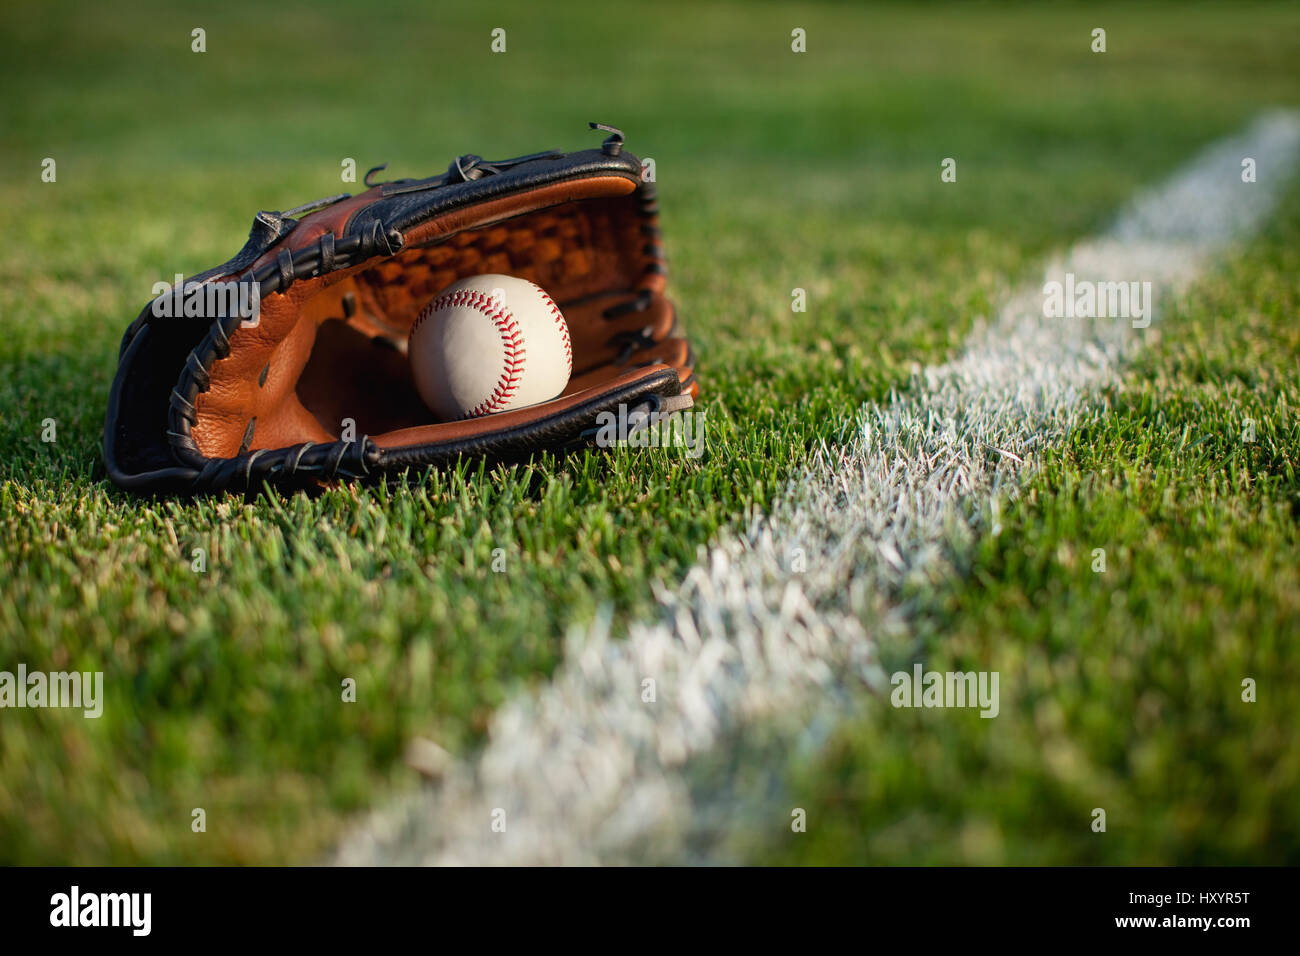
[
  {"xmin": 1, "ymin": 1, "xmax": 1298, "ymax": 863},
  {"xmin": 766, "ymin": 184, "xmax": 1300, "ymax": 865}
]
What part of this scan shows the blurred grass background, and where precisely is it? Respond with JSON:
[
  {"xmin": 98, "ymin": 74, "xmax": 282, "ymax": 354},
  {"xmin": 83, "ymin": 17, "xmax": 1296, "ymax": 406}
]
[{"xmin": 0, "ymin": 0, "xmax": 1297, "ymax": 863}]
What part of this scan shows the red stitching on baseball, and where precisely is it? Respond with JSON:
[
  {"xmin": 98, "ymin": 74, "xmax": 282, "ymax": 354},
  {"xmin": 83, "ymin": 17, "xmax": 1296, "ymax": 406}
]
[
  {"xmin": 539, "ymin": 289, "xmax": 572, "ymax": 374},
  {"xmin": 413, "ymin": 288, "xmax": 525, "ymax": 418}
]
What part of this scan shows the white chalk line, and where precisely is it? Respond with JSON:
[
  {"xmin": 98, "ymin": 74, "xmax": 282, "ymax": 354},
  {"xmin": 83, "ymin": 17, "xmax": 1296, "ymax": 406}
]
[{"xmin": 335, "ymin": 113, "xmax": 1300, "ymax": 865}]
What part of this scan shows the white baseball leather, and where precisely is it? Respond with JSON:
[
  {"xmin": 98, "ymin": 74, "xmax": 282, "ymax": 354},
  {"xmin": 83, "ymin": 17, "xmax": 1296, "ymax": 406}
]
[{"xmin": 408, "ymin": 274, "xmax": 573, "ymax": 421}]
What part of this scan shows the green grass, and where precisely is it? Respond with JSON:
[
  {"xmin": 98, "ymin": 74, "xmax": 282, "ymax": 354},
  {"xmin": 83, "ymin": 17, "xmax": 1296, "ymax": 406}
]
[
  {"xmin": 765, "ymin": 185, "xmax": 1300, "ymax": 866},
  {"xmin": 1, "ymin": 0, "xmax": 1298, "ymax": 863}
]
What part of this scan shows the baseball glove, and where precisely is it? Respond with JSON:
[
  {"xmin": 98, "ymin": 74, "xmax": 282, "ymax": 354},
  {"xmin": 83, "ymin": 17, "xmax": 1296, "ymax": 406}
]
[{"xmin": 104, "ymin": 123, "xmax": 696, "ymax": 496}]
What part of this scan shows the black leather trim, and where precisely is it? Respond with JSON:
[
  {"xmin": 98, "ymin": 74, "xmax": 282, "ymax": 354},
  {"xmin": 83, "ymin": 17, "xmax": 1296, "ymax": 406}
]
[
  {"xmin": 103, "ymin": 323, "xmax": 202, "ymax": 494},
  {"xmin": 376, "ymin": 367, "xmax": 687, "ymax": 471},
  {"xmin": 344, "ymin": 148, "xmax": 642, "ymax": 243}
]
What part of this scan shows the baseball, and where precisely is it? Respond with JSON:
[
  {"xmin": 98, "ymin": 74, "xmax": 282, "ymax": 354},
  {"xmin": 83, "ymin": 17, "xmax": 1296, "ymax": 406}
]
[{"xmin": 408, "ymin": 274, "xmax": 573, "ymax": 421}]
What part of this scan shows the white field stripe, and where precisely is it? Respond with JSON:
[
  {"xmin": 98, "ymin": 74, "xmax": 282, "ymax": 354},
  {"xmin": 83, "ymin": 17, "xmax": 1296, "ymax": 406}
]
[{"xmin": 336, "ymin": 113, "xmax": 1300, "ymax": 865}]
